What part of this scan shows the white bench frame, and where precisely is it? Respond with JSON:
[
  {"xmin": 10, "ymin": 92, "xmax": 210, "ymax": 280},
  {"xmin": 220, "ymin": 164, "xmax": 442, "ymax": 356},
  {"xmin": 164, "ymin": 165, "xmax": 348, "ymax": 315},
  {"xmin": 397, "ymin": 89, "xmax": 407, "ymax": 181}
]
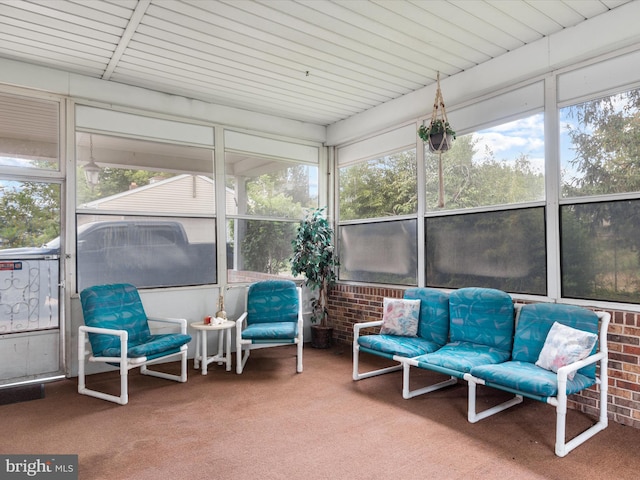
[{"xmin": 465, "ymin": 311, "xmax": 610, "ymax": 457}]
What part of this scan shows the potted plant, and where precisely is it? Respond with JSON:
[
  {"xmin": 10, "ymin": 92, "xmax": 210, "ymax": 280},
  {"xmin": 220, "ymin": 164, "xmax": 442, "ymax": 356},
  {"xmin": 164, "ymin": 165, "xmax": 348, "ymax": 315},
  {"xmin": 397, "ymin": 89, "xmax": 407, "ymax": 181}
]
[
  {"xmin": 418, "ymin": 119, "xmax": 456, "ymax": 152},
  {"xmin": 291, "ymin": 207, "xmax": 339, "ymax": 348}
]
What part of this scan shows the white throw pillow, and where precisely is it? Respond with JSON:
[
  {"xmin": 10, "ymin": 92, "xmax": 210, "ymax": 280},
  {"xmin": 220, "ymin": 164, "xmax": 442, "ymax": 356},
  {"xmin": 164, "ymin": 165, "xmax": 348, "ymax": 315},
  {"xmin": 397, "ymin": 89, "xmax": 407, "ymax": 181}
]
[
  {"xmin": 379, "ymin": 298, "xmax": 421, "ymax": 337},
  {"xmin": 535, "ymin": 321, "xmax": 598, "ymax": 380}
]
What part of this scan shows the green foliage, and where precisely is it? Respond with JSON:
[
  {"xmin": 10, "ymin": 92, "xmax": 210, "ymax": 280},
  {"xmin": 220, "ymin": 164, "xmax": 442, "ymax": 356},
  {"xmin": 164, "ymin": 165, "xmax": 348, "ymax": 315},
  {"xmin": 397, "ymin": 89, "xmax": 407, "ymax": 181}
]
[
  {"xmin": 418, "ymin": 119, "xmax": 456, "ymax": 141},
  {"xmin": 241, "ymin": 220, "xmax": 297, "ymax": 274},
  {"xmin": 562, "ymin": 89, "xmax": 640, "ymax": 300},
  {"xmin": 339, "ymin": 150, "xmax": 417, "ymax": 220},
  {"xmin": 245, "ymin": 165, "xmax": 315, "ymax": 217},
  {"xmin": 240, "ymin": 167, "xmax": 310, "ymax": 274},
  {"xmin": 563, "ymin": 89, "xmax": 640, "ymax": 196},
  {"xmin": 0, "ymin": 182, "xmax": 60, "ymax": 248},
  {"xmin": 291, "ymin": 207, "xmax": 339, "ymax": 326},
  {"xmin": 425, "ymin": 136, "xmax": 545, "ymax": 210}
]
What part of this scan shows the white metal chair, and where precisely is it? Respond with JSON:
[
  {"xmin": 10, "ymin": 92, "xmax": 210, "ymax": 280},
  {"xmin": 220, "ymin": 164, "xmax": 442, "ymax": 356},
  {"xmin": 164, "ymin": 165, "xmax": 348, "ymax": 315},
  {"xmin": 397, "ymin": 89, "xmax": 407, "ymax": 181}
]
[
  {"xmin": 78, "ymin": 283, "xmax": 192, "ymax": 405},
  {"xmin": 235, "ymin": 280, "xmax": 303, "ymax": 374}
]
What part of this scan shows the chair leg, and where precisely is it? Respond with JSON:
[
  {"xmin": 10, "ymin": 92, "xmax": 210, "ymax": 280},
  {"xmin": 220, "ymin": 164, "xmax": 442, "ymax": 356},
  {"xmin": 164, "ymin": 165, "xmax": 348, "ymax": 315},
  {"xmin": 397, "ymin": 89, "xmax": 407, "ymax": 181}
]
[
  {"xmin": 466, "ymin": 374, "xmax": 523, "ymax": 423},
  {"xmin": 140, "ymin": 348, "xmax": 189, "ymax": 382},
  {"xmin": 297, "ymin": 339, "xmax": 303, "ymax": 373},
  {"xmin": 553, "ymin": 380, "xmax": 608, "ymax": 457},
  {"xmin": 236, "ymin": 342, "xmax": 250, "ymax": 374},
  {"xmin": 78, "ymin": 368, "xmax": 129, "ymax": 405},
  {"xmin": 181, "ymin": 348, "xmax": 188, "ymax": 382},
  {"xmin": 77, "ymin": 330, "xmax": 129, "ymax": 405},
  {"xmin": 402, "ymin": 360, "xmax": 457, "ymax": 399},
  {"xmin": 353, "ymin": 344, "xmax": 403, "ymax": 380}
]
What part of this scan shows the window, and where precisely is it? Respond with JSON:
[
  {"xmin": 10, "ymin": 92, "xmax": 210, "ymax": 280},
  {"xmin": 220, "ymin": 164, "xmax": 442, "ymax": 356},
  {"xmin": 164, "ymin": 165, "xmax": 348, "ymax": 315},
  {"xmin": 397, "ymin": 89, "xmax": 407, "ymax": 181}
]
[
  {"xmin": 426, "ymin": 207, "xmax": 546, "ymax": 295},
  {"xmin": 560, "ymin": 88, "xmax": 640, "ymax": 197},
  {"xmin": 559, "ymin": 87, "xmax": 640, "ymax": 303},
  {"xmin": 339, "ymin": 219, "xmax": 417, "ymax": 285},
  {"xmin": 75, "ymin": 132, "xmax": 216, "ymax": 291},
  {"xmin": 426, "ymin": 113, "xmax": 545, "ymax": 211},
  {"xmin": 418, "ymin": 111, "xmax": 547, "ymax": 293},
  {"xmin": 224, "ymin": 131, "xmax": 319, "ymax": 282},
  {"xmin": 0, "ymin": 92, "xmax": 62, "ymax": 333},
  {"xmin": 339, "ymin": 149, "xmax": 417, "ymax": 220},
  {"xmin": 0, "ymin": 181, "xmax": 61, "ymax": 332},
  {"xmin": 336, "ymin": 124, "xmax": 419, "ymax": 285},
  {"xmin": 337, "ymin": 144, "xmax": 418, "ymax": 285},
  {"xmin": 0, "ymin": 93, "xmax": 59, "ymax": 171},
  {"xmin": 561, "ymin": 199, "xmax": 640, "ymax": 305}
]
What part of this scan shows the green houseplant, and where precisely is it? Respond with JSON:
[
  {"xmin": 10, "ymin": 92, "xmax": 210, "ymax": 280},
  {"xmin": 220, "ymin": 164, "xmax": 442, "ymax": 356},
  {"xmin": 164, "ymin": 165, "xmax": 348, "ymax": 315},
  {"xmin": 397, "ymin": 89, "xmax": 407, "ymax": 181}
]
[
  {"xmin": 291, "ymin": 207, "xmax": 339, "ymax": 348},
  {"xmin": 418, "ymin": 119, "xmax": 456, "ymax": 152}
]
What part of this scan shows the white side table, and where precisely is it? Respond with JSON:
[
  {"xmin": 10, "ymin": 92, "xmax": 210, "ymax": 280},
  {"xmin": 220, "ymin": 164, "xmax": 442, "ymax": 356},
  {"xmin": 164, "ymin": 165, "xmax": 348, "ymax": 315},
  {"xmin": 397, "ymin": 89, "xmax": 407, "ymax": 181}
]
[{"xmin": 191, "ymin": 320, "xmax": 235, "ymax": 375}]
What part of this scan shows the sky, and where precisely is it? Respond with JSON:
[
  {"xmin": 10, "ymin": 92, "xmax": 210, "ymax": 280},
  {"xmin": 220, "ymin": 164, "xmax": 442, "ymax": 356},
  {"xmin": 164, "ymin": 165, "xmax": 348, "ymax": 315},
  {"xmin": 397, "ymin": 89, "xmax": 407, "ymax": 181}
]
[
  {"xmin": 471, "ymin": 110, "xmax": 585, "ymax": 185},
  {"xmin": 473, "ymin": 113, "xmax": 545, "ymax": 174}
]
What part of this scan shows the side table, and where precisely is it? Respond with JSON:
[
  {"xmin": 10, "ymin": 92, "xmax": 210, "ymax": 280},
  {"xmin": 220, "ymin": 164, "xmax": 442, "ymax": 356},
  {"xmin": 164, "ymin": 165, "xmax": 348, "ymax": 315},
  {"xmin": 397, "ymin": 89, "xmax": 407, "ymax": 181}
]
[{"xmin": 191, "ymin": 320, "xmax": 235, "ymax": 375}]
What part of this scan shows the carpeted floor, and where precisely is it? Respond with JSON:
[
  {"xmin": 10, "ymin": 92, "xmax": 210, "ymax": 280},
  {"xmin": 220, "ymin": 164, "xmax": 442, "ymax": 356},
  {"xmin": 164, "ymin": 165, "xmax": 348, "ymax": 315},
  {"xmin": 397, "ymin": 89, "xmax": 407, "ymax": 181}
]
[{"xmin": 1, "ymin": 344, "xmax": 638, "ymax": 480}]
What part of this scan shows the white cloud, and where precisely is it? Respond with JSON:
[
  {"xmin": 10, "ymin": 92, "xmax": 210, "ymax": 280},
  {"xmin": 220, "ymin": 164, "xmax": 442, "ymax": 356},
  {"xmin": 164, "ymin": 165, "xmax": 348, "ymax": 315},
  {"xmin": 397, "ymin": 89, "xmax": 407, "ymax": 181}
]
[{"xmin": 472, "ymin": 114, "xmax": 545, "ymax": 165}]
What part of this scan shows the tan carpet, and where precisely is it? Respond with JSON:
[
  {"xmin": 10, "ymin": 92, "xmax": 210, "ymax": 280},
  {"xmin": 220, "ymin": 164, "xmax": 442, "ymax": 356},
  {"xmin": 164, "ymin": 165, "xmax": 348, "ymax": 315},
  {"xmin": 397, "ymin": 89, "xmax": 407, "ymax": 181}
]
[{"xmin": 1, "ymin": 344, "xmax": 638, "ymax": 480}]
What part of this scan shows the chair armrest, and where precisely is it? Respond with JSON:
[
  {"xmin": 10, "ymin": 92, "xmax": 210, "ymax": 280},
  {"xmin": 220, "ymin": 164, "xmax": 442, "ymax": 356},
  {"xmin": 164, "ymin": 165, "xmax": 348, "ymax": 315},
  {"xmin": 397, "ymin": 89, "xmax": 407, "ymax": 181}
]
[
  {"xmin": 147, "ymin": 316, "xmax": 188, "ymax": 334},
  {"xmin": 78, "ymin": 325, "xmax": 128, "ymax": 362},
  {"xmin": 556, "ymin": 351, "xmax": 605, "ymax": 381},
  {"xmin": 556, "ymin": 351, "xmax": 606, "ymax": 402},
  {"xmin": 557, "ymin": 311, "xmax": 610, "ymax": 397},
  {"xmin": 354, "ymin": 320, "xmax": 383, "ymax": 339},
  {"xmin": 79, "ymin": 325, "xmax": 127, "ymax": 338}
]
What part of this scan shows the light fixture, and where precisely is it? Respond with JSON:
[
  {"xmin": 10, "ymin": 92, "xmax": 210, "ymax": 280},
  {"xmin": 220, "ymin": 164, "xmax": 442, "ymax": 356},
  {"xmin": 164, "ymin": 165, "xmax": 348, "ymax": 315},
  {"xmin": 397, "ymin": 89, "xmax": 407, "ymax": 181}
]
[{"xmin": 83, "ymin": 134, "xmax": 100, "ymax": 188}]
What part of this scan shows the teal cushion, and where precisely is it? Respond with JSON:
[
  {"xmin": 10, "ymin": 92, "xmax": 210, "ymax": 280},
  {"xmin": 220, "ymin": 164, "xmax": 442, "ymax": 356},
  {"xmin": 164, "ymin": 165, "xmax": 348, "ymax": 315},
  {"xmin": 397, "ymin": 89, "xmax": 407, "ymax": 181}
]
[
  {"xmin": 511, "ymin": 303, "xmax": 599, "ymax": 379},
  {"xmin": 414, "ymin": 341, "xmax": 511, "ymax": 377},
  {"xmin": 358, "ymin": 334, "xmax": 441, "ymax": 358},
  {"xmin": 470, "ymin": 361, "xmax": 596, "ymax": 398},
  {"xmin": 81, "ymin": 283, "xmax": 191, "ymax": 359},
  {"xmin": 248, "ymin": 280, "xmax": 299, "ymax": 325},
  {"xmin": 404, "ymin": 287, "xmax": 450, "ymax": 345},
  {"xmin": 242, "ymin": 321, "xmax": 298, "ymax": 341},
  {"xmin": 80, "ymin": 283, "xmax": 152, "ymax": 357},
  {"xmin": 102, "ymin": 333, "xmax": 192, "ymax": 359},
  {"xmin": 448, "ymin": 287, "xmax": 514, "ymax": 351},
  {"xmin": 356, "ymin": 288, "xmax": 449, "ymax": 360}
]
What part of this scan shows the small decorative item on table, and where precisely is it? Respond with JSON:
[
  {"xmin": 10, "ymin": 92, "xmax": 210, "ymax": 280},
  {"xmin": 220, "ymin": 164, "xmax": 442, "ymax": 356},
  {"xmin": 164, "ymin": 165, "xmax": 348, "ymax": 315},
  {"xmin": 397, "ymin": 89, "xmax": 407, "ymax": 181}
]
[{"xmin": 216, "ymin": 294, "xmax": 227, "ymax": 319}]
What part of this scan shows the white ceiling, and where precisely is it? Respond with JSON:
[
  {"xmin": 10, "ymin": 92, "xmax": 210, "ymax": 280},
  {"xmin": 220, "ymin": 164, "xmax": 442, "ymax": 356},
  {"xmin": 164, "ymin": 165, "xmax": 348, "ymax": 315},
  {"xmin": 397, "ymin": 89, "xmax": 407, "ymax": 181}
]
[{"xmin": 0, "ymin": 0, "xmax": 633, "ymax": 127}]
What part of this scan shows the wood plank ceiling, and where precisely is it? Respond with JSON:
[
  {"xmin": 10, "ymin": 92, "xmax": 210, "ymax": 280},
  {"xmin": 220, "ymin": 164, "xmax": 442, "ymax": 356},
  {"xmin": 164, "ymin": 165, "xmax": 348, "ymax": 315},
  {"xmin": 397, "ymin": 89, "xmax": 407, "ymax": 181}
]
[{"xmin": 0, "ymin": 0, "xmax": 632, "ymax": 126}]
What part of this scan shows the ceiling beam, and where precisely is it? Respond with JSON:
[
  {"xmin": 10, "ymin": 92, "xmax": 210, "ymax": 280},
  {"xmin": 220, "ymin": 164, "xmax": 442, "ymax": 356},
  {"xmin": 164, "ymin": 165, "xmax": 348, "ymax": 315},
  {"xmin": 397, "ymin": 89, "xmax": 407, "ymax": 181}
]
[{"xmin": 102, "ymin": 0, "xmax": 151, "ymax": 80}]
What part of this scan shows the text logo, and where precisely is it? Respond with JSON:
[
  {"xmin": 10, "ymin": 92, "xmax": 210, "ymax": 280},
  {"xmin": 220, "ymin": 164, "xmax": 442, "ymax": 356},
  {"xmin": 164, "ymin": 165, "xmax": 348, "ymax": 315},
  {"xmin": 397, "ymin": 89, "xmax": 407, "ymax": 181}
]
[{"xmin": 1, "ymin": 455, "xmax": 78, "ymax": 479}]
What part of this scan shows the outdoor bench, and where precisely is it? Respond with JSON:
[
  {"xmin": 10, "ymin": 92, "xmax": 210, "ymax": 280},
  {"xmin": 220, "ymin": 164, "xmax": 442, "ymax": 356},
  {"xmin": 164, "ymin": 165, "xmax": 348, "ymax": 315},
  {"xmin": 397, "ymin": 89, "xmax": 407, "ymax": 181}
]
[
  {"xmin": 353, "ymin": 286, "xmax": 610, "ymax": 456},
  {"xmin": 352, "ymin": 287, "xmax": 451, "ymax": 389},
  {"xmin": 464, "ymin": 302, "xmax": 610, "ymax": 457},
  {"xmin": 400, "ymin": 287, "xmax": 515, "ymax": 399}
]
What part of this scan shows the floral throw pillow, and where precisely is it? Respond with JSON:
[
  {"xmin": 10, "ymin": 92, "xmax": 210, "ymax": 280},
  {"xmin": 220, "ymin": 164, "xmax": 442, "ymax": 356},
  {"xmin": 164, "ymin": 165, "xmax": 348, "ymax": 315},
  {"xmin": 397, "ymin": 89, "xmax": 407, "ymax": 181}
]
[
  {"xmin": 379, "ymin": 298, "xmax": 421, "ymax": 337},
  {"xmin": 535, "ymin": 321, "xmax": 598, "ymax": 380}
]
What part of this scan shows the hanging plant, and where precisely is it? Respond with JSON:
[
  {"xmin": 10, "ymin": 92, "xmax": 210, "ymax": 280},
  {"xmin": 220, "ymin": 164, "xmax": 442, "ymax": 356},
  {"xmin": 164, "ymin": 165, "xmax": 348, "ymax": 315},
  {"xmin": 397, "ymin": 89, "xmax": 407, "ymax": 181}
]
[
  {"xmin": 418, "ymin": 72, "xmax": 455, "ymax": 207},
  {"xmin": 419, "ymin": 72, "xmax": 456, "ymax": 153},
  {"xmin": 418, "ymin": 119, "xmax": 456, "ymax": 152}
]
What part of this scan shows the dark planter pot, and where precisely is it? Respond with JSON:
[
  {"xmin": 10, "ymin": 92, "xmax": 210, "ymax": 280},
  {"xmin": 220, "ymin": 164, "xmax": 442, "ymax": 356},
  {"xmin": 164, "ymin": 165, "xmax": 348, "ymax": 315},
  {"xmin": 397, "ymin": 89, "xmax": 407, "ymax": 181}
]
[
  {"xmin": 428, "ymin": 133, "xmax": 453, "ymax": 152},
  {"xmin": 310, "ymin": 325, "xmax": 333, "ymax": 349}
]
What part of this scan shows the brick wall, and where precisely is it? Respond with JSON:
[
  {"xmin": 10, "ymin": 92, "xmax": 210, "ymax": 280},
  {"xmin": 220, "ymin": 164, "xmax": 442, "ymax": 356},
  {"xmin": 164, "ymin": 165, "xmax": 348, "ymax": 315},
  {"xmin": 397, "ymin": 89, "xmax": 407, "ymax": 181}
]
[{"xmin": 327, "ymin": 284, "xmax": 640, "ymax": 430}]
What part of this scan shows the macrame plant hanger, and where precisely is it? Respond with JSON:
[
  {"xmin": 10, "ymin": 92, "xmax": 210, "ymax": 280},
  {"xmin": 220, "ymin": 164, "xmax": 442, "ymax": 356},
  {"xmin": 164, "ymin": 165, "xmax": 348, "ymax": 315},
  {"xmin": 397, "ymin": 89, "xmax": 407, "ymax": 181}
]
[{"xmin": 431, "ymin": 71, "xmax": 449, "ymax": 208}]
